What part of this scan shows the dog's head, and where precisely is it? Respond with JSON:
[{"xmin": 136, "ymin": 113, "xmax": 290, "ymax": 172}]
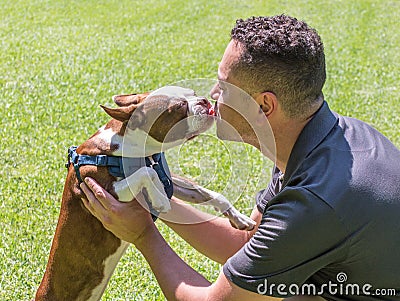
[{"xmin": 101, "ymin": 86, "xmax": 214, "ymax": 149}]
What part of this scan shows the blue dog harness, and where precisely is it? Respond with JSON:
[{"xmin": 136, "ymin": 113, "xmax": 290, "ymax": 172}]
[{"xmin": 66, "ymin": 146, "xmax": 173, "ymax": 221}]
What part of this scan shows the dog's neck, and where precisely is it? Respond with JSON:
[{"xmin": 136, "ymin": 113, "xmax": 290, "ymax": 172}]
[{"xmin": 96, "ymin": 124, "xmax": 184, "ymax": 158}]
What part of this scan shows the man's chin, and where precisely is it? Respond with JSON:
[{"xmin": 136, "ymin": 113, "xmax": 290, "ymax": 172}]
[{"xmin": 216, "ymin": 127, "xmax": 263, "ymax": 152}]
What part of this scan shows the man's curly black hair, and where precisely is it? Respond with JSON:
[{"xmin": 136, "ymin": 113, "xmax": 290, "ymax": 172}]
[{"xmin": 230, "ymin": 15, "xmax": 326, "ymax": 119}]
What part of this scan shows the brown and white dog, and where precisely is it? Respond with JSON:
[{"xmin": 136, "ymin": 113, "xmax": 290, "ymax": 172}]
[{"xmin": 34, "ymin": 86, "xmax": 255, "ymax": 301}]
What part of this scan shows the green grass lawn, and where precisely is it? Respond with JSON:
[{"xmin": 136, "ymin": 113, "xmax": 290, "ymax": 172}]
[{"xmin": 0, "ymin": 0, "xmax": 398, "ymax": 300}]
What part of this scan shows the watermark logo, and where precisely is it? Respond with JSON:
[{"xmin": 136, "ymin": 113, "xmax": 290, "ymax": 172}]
[
  {"xmin": 336, "ymin": 272, "xmax": 347, "ymax": 283},
  {"xmin": 256, "ymin": 272, "xmax": 397, "ymax": 297}
]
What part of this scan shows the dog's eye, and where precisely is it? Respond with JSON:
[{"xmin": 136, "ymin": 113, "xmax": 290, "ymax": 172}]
[{"xmin": 179, "ymin": 100, "xmax": 189, "ymax": 111}]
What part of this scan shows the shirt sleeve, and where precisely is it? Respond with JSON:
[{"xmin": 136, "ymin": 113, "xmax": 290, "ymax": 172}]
[{"xmin": 223, "ymin": 187, "xmax": 349, "ymax": 297}]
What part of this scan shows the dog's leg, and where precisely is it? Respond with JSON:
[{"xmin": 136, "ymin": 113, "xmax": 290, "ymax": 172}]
[
  {"xmin": 35, "ymin": 173, "xmax": 129, "ymax": 301},
  {"xmin": 113, "ymin": 166, "xmax": 171, "ymax": 213},
  {"xmin": 171, "ymin": 175, "xmax": 256, "ymax": 231}
]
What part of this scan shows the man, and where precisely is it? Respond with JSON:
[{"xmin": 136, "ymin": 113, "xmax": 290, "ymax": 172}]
[{"xmin": 81, "ymin": 15, "xmax": 400, "ymax": 300}]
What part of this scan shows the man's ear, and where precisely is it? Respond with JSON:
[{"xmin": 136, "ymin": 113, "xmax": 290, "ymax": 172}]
[
  {"xmin": 100, "ymin": 104, "xmax": 138, "ymax": 122},
  {"xmin": 112, "ymin": 92, "xmax": 150, "ymax": 107},
  {"xmin": 257, "ymin": 92, "xmax": 277, "ymax": 117}
]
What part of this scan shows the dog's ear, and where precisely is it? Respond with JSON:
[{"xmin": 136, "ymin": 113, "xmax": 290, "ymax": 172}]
[
  {"xmin": 100, "ymin": 104, "xmax": 139, "ymax": 122},
  {"xmin": 100, "ymin": 104, "xmax": 146, "ymax": 127},
  {"xmin": 112, "ymin": 92, "xmax": 150, "ymax": 107}
]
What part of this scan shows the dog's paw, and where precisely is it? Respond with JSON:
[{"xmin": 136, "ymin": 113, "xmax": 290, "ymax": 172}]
[
  {"xmin": 226, "ymin": 208, "xmax": 256, "ymax": 231},
  {"xmin": 151, "ymin": 196, "xmax": 171, "ymax": 213}
]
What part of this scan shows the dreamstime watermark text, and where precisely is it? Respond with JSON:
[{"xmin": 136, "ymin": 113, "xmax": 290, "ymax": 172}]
[{"xmin": 257, "ymin": 272, "xmax": 397, "ymax": 297}]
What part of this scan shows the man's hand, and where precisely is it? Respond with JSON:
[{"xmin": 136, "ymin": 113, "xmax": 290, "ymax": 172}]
[{"xmin": 80, "ymin": 177, "xmax": 156, "ymax": 244}]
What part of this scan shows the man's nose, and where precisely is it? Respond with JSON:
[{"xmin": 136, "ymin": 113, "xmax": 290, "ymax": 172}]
[{"xmin": 210, "ymin": 83, "xmax": 220, "ymax": 100}]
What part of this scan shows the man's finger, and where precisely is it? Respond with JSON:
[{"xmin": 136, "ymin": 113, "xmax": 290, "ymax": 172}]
[
  {"xmin": 81, "ymin": 197, "xmax": 97, "ymax": 217},
  {"xmin": 80, "ymin": 181, "xmax": 109, "ymax": 218},
  {"xmin": 83, "ymin": 177, "xmax": 116, "ymax": 209}
]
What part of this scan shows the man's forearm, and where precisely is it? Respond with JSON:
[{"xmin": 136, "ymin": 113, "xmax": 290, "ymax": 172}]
[
  {"xmin": 135, "ymin": 225, "xmax": 213, "ymax": 301},
  {"xmin": 135, "ymin": 226, "xmax": 287, "ymax": 301},
  {"xmin": 159, "ymin": 197, "xmax": 259, "ymax": 264}
]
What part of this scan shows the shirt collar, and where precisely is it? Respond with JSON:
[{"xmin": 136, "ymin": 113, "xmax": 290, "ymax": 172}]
[{"xmin": 282, "ymin": 101, "xmax": 338, "ymax": 187}]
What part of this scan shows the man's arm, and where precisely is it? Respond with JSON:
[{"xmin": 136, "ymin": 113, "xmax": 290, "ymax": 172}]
[
  {"xmin": 160, "ymin": 197, "xmax": 262, "ymax": 264},
  {"xmin": 135, "ymin": 221, "xmax": 283, "ymax": 301},
  {"xmin": 80, "ymin": 177, "xmax": 325, "ymax": 301},
  {"xmin": 80, "ymin": 177, "xmax": 275, "ymax": 300},
  {"xmin": 136, "ymin": 225, "xmax": 323, "ymax": 301}
]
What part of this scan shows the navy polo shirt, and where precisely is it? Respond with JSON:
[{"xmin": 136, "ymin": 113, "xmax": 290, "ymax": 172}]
[{"xmin": 223, "ymin": 102, "xmax": 400, "ymax": 300}]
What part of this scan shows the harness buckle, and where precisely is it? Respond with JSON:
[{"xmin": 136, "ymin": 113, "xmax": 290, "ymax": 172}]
[
  {"xmin": 164, "ymin": 178, "xmax": 171, "ymax": 187},
  {"xmin": 96, "ymin": 155, "xmax": 108, "ymax": 166},
  {"xmin": 148, "ymin": 156, "xmax": 159, "ymax": 168}
]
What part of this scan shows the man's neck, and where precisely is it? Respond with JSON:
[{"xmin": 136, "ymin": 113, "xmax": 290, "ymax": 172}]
[
  {"xmin": 270, "ymin": 100, "xmax": 323, "ymax": 173},
  {"xmin": 273, "ymin": 117, "xmax": 313, "ymax": 174}
]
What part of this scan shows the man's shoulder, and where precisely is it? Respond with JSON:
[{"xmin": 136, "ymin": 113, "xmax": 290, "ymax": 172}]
[
  {"xmin": 294, "ymin": 112, "xmax": 400, "ymax": 201},
  {"xmin": 335, "ymin": 113, "xmax": 399, "ymax": 153},
  {"xmin": 286, "ymin": 112, "xmax": 400, "ymax": 236}
]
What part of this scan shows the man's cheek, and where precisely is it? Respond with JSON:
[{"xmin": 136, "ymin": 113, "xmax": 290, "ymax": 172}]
[
  {"xmin": 221, "ymin": 105, "xmax": 240, "ymax": 125},
  {"xmin": 217, "ymin": 102, "xmax": 230, "ymax": 119}
]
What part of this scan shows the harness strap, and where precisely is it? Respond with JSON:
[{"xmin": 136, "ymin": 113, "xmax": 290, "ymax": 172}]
[
  {"xmin": 145, "ymin": 154, "xmax": 172, "ymax": 196},
  {"xmin": 66, "ymin": 146, "xmax": 173, "ymax": 221},
  {"xmin": 67, "ymin": 146, "xmax": 140, "ymax": 181}
]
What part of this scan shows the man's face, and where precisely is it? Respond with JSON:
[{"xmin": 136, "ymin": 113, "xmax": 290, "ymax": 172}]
[{"xmin": 210, "ymin": 40, "xmax": 271, "ymax": 151}]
